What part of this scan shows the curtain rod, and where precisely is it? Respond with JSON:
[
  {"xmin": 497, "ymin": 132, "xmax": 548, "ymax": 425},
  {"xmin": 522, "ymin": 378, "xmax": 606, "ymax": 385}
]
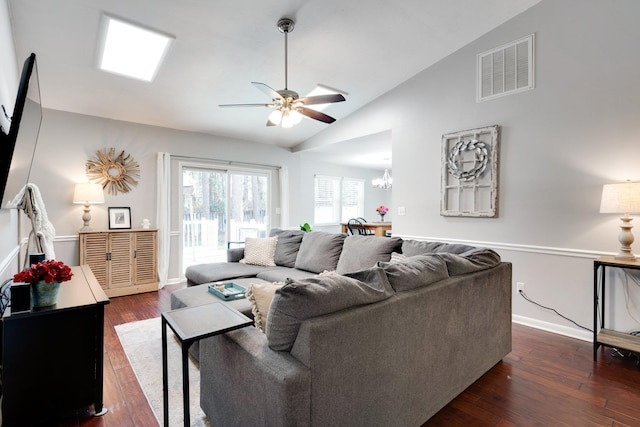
[{"xmin": 171, "ymin": 154, "xmax": 282, "ymax": 171}]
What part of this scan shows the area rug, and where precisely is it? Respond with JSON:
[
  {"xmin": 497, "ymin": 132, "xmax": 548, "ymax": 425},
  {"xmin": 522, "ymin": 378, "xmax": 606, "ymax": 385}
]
[{"xmin": 115, "ymin": 318, "xmax": 211, "ymax": 427}]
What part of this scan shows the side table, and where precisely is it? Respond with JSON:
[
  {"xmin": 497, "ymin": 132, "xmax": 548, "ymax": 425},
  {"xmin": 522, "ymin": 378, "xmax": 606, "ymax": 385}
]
[
  {"xmin": 593, "ymin": 256, "xmax": 640, "ymax": 361},
  {"xmin": 161, "ymin": 302, "xmax": 253, "ymax": 427}
]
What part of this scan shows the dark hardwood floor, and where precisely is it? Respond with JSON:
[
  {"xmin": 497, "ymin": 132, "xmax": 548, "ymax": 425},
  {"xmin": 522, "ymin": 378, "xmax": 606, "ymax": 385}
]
[{"xmin": 48, "ymin": 283, "xmax": 640, "ymax": 427}]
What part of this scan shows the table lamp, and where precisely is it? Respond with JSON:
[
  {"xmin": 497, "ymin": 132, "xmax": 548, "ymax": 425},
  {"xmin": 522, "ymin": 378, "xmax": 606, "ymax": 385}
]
[
  {"xmin": 73, "ymin": 183, "xmax": 105, "ymax": 231},
  {"xmin": 600, "ymin": 181, "xmax": 640, "ymax": 260}
]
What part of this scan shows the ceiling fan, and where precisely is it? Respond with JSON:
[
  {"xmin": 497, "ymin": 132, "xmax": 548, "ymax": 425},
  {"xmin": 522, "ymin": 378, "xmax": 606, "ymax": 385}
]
[{"xmin": 219, "ymin": 18, "xmax": 346, "ymax": 128}]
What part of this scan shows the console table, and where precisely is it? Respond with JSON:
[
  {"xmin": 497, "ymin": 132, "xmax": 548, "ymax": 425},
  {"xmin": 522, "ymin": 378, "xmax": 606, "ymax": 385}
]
[
  {"xmin": 593, "ymin": 256, "xmax": 640, "ymax": 361},
  {"xmin": 1, "ymin": 265, "xmax": 109, "ymax": 426}
]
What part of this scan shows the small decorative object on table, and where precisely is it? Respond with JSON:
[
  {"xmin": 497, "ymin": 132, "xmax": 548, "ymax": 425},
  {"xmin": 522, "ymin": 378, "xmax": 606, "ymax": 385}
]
[
  {"xmin": 376, "ymin": 205, "xmax": 389, "ymax": 222},
  {"xmin": 13, "ymin": 260, "xmax": 73, "ymax": 307},
  {"xmin": 300, "ymin": 222, "xmax": 312, "ymax": 232}
]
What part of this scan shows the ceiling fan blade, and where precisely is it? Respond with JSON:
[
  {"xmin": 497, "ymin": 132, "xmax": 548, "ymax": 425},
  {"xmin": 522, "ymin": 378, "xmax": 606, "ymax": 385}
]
[
  {"xmin": 298, "ymin": 107, "xmax": 336, "ymax": 124},
  {"xmin": 252, "ymin": 82, "xmax": 283, "ymax": 101},
  {"xmin": 298, "ymin": 94, "xmax": 346, "ymax": 105},
  {"xmin": 219, "ymin": 103, "xmax": 275, "ymax": 107},
  {"xmin": 266, "ymin": 119, "xmax": 277, "ymax": 127}
]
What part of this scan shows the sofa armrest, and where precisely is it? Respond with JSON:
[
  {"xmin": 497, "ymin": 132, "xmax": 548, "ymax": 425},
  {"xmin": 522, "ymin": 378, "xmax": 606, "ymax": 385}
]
[
  {"xmin": 199, "ymin": 327, "xmax": 311, "ymax": 427},
  {"xmin": 226, "ymin": 247, "xmax": 245, "ymax": 262}
]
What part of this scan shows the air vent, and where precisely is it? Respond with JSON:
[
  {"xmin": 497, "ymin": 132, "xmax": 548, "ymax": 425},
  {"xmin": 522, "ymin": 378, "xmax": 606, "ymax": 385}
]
[{"xmin": 477, "ymin": 34, "xmax": 534, "ymax": 102}]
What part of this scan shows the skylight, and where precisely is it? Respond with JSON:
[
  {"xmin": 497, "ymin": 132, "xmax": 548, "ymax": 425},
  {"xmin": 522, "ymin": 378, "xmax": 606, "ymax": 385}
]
[{"xmin": 98, "ymin": 15, "xmax": 174, "ymax": 82}]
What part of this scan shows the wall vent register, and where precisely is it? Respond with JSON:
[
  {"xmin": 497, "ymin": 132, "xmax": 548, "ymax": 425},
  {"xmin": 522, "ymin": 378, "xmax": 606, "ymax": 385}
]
[{"xmin": 477, "ymin": 34, "xmax": 534, "ymax": 102}]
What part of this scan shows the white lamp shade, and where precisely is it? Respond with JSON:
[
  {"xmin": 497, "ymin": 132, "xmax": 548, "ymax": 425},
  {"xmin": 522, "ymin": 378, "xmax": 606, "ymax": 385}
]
[
  {"xmin": 600, "ymin": 182, "xmax": 640, "ymax": 214},
  {"xmin": 73, "ymin": 183, "xmax": 105, "ymax": 204}
]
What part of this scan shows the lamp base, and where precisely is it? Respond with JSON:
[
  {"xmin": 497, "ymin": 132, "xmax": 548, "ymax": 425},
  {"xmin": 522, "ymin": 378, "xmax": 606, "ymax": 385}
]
[
  {"xmin": 80, "ymin": 203, "xmax": 93, "ymax": 231},
  {"xmin": 616, "ymin": 215, "xmax": 636, "ymax": 261}
]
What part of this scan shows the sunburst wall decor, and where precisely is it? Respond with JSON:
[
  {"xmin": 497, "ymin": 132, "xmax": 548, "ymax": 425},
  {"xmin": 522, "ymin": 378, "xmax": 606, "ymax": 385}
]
[{"xmin": 86, "ymin": 148, "xmax": 140, "ymax": 195}]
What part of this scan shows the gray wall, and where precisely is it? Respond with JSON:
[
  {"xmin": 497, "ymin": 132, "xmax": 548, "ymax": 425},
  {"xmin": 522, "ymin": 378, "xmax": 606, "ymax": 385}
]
[
  {"xmin": 304, "ymin": 0, "xmax": 640, "ymax": 339},
  {"xmin": 0, "ymin": 0, "xmax": 20, "ymax": 283}
]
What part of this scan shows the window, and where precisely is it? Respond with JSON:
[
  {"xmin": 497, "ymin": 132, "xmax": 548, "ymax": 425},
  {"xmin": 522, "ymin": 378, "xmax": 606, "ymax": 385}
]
[{"xmin": 314, "ymin": 175, "xmax": 364, "ymax": 224}]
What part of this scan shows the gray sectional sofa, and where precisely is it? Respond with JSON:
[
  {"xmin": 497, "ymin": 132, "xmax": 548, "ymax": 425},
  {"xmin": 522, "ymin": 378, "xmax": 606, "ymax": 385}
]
[{"xmin": 172, "ymin": 229, "xmax": 512, "ymax": 426}]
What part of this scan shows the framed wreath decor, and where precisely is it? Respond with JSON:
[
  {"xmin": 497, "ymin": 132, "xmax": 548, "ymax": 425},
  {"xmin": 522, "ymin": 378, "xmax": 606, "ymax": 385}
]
[
  {"xmin": 440, "ymin": 125, "xmax": 499, "ymax": 217},
  {"xmin": 86, "ymin": 148, "xmax": 140, "ymax": 195}
]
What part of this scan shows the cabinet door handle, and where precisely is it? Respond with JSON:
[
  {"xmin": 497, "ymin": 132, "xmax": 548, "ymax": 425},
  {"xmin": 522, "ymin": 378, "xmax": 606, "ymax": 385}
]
[
  {"xmin": 106, "ymin": 253, "xmax": 111, "ymax": 261},
  {"xmin": 134, "ymin": 250, "xmax": 137, "ymax": 259}
]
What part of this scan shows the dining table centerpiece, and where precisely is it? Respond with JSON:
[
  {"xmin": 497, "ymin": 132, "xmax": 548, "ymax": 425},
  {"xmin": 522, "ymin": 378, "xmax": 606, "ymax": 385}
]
[
  {"xmin": 376, "ymin": 205, "xmax": 389, "ymax": 222},
  {"xmin": 13, "ymin": 260, "xmax": 74, "ymax": 307}
]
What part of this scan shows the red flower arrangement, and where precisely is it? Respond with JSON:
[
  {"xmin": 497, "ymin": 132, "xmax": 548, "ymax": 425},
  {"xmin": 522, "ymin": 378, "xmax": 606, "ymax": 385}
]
[{"xmin": 13, "ymin": 260, "xmax": 73, "ymax": 285}]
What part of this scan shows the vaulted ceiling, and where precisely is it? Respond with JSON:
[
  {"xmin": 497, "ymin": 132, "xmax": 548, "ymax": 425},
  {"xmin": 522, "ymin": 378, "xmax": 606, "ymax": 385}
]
[{"xmin": 8, "ymin": 0, "xmax": 540, "ymax": 153}]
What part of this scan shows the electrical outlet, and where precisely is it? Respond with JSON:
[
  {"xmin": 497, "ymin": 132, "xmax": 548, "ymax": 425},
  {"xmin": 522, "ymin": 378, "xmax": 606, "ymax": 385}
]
[
  {"xmin": 516, "ymin": 282, "xmax": 525, "ymax": 293},
  {"xmin": 398, "ymin": 206, "xmax": 406, "ymax": 216}
]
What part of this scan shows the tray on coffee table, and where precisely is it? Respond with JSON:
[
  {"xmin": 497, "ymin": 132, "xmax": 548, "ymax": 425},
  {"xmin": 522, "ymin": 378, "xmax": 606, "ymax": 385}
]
[{"xmin": 208, "ymin": 282, "xmax": 247, "ymax": 301}]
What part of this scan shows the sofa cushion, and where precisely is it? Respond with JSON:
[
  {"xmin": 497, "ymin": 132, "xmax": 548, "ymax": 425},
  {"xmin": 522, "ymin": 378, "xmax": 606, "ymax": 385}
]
[
  {"xmin": 246, "ymin": 282, "xmax": 284, "ymax": 332},
  {"xmin": 336, "ymin": 235, "xmax": 402, "ymax": 274},
  {"xmin": 185, "ymin": 262, "xmax": 276, "ymax": 285},
  {"xmin": 266, "ymin": 267, "xmax": 394, "ymax": 351},
  {"xmin": 240, "ymin": 236, "xmax": 278, "ymax": 267},
  {"xmin": 377, "ymin": 254, "xmax": 449, "ymax": 292},
  {"xmin": 269, "ymin": 229, "xmax": 305, "ymax": 267},
  {"xmin": 294, "ymin": 231, "xmax": 346, "ymax": 273},
  {"xmin": 256, "ymin": 267, "xmax": 317, "ymax": 283}
]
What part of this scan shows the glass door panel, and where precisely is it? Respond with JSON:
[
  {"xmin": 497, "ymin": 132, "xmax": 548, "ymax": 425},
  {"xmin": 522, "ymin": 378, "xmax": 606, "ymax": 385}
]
[
  {"xmin": 182, "ymin": 167, "xmax": 227, "ymax": 267},
  {"xmin": 228, "ymin": 172, "xmax": 269, "ymax": 242}
]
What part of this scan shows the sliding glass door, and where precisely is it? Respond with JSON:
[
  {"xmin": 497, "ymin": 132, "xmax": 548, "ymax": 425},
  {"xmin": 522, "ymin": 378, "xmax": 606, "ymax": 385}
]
[{"xmin": 182, "ymin": 165, "xmax": 269, "ymax": 268}]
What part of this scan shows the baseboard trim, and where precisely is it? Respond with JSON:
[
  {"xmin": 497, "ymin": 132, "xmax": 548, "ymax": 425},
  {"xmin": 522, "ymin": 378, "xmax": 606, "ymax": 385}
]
[{"xmin": 512, "ymin": 314, "xmax": 592, "ymax": 343}]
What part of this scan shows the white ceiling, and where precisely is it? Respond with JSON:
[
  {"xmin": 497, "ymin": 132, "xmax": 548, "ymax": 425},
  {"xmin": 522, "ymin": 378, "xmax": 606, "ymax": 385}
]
[{"xmin": 8, "ymin": 0, "xmax": 540, "ymax": 160}]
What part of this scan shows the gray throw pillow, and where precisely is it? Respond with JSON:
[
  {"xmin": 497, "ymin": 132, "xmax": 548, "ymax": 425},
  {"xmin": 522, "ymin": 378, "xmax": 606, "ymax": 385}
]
[
  {"xmin": 266, "ymin": 267, "xmax": 394, "ymax": 351},
  {"xmin": 377, "ymin": 254, "xmax": 449, "ymax": 292},
  {"xmin": 438, "ymin": 249, "xmax": 501, "ymax": 276},
  {"xmin": 336, "ymin": 235, "xmax": 403, "ymax": 274},
  {"xmin": 401, "ymin": 240, "xmax": 476, "ymax": 257},
  {"xmin": 294, "ymin": 231, "xmax": 346, "ymax": 273},
  {"xmin": 269, "ymin": 228, "xmax": 305, "ymax": 268}
]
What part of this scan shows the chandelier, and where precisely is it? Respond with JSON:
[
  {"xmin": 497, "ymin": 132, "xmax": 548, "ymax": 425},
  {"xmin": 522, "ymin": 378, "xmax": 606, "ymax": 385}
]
[{"xmin": 372, "ymin": 169, "xmax": 392, "ymax": 190}]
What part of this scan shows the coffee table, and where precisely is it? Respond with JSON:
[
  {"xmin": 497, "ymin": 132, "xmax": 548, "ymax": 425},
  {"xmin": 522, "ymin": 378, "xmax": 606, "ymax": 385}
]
[{"xmin": 161, "ymin": 302, "xmax": 253, "ymax": 427}]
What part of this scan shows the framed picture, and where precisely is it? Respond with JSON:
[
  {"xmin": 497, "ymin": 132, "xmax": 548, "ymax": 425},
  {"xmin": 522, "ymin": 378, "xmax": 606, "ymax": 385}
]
[{"xmin": 108, "ymin": 207, "xmax": 131, "ymax": 229}]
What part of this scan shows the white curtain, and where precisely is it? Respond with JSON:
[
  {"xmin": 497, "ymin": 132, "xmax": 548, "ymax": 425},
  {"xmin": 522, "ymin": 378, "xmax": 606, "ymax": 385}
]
[
  {"xmin": 156, "ymin": 152, "xmax": 171, "ymax": 288},
  {"xmin": 279, "ymin": 166, "xmax": 289, "ymax": 228}
]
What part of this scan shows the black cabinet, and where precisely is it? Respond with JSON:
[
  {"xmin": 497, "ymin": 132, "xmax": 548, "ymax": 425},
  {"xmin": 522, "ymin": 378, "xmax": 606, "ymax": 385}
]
[{"xmin": 1, "ymin": 265, "xmax": 109, "ymax": 426}]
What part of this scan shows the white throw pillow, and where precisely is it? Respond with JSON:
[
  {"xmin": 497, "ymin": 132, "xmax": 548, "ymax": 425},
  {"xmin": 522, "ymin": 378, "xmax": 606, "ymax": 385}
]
[
  {"xmin": 246, "ymin": 282, "xmax": 284, "ymax": 332},
  {"xmin": 240, "ymin": 236, "xmax": 278, "ymax": 267}
]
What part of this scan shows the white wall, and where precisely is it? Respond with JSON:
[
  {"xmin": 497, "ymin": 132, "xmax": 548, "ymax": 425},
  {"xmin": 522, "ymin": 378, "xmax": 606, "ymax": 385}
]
[{"xmin": 304, "ymin": 0, "xmax": 640, "ymax": 340}]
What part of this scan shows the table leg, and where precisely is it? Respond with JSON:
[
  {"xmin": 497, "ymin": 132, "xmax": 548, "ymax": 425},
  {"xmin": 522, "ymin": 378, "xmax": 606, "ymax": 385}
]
[
  {"xmin": 593, "ymin": 262, "xmax": 599, "ymax": 361},
  {"xmin": 162, "ymin": 316, "xmax": 169, "ymax": 427},
  {"xmin": 182, "ymin": 342, "xmax": 193, "ymax": 427}
]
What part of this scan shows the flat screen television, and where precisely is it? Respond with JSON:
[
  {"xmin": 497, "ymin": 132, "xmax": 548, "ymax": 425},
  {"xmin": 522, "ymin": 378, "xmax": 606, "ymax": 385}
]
[{"xmin": 0, "ymin": 53, "xmax": 42, "ymax": 209}]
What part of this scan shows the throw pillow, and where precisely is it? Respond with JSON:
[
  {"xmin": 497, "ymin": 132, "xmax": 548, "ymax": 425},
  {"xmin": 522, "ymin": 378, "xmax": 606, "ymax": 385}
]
[
  {"xmin": 269, "ymin": 228, "xmax": 305, "ymax": 268},
  {"xmin": 377, "ymin": 254, "xmax": 449, "ymax": 292},
  {"xmin": 294, "ymin": 231, "xmax": 346, "ymax": 273},
  {"xmin": 335, "ymin": 235, "xmax": 403, "ymax": 274},
  {"xmin": 265, "ymin": 266, "xmax": 395, "ymax": 352},
  {"xmin": 245, "ymin": 282, "xmax": 284, "ymax": 332},
  {"xmin": 239, "ymin": 236, "xmax": 278, "ymax": 267}
]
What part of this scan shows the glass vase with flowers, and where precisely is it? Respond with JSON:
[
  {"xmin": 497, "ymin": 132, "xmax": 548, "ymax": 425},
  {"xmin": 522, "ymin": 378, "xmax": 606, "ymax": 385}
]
[
  {"xmin": 376, "ymin": 205, "xmax": 389, "ymax": 222},
  {"xmin": 13, "ymin": 260, "xmax": 73, "ymax": 307}
]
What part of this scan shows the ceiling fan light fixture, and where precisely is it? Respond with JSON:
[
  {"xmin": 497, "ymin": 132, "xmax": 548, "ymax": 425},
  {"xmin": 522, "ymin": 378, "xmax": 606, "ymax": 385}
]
[
  {"xmin": 268, "ymin": 109, "xmax": 283, "ymax": 126},
  {"xmin": 281, "ymin": 110, "xmax": 302, "ymax": 128}
]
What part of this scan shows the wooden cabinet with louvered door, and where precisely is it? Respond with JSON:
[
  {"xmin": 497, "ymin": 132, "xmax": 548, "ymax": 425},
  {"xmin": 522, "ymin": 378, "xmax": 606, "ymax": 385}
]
[{"xmin": 79, "ymin": 229, "xmax": 158, "ymax": 297}]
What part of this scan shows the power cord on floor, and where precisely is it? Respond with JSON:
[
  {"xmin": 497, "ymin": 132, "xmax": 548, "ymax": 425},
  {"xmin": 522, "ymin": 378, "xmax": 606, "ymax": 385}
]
[{"xmin": 518, "ymin": 289, "xmax": 593, "ymax": 332}]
